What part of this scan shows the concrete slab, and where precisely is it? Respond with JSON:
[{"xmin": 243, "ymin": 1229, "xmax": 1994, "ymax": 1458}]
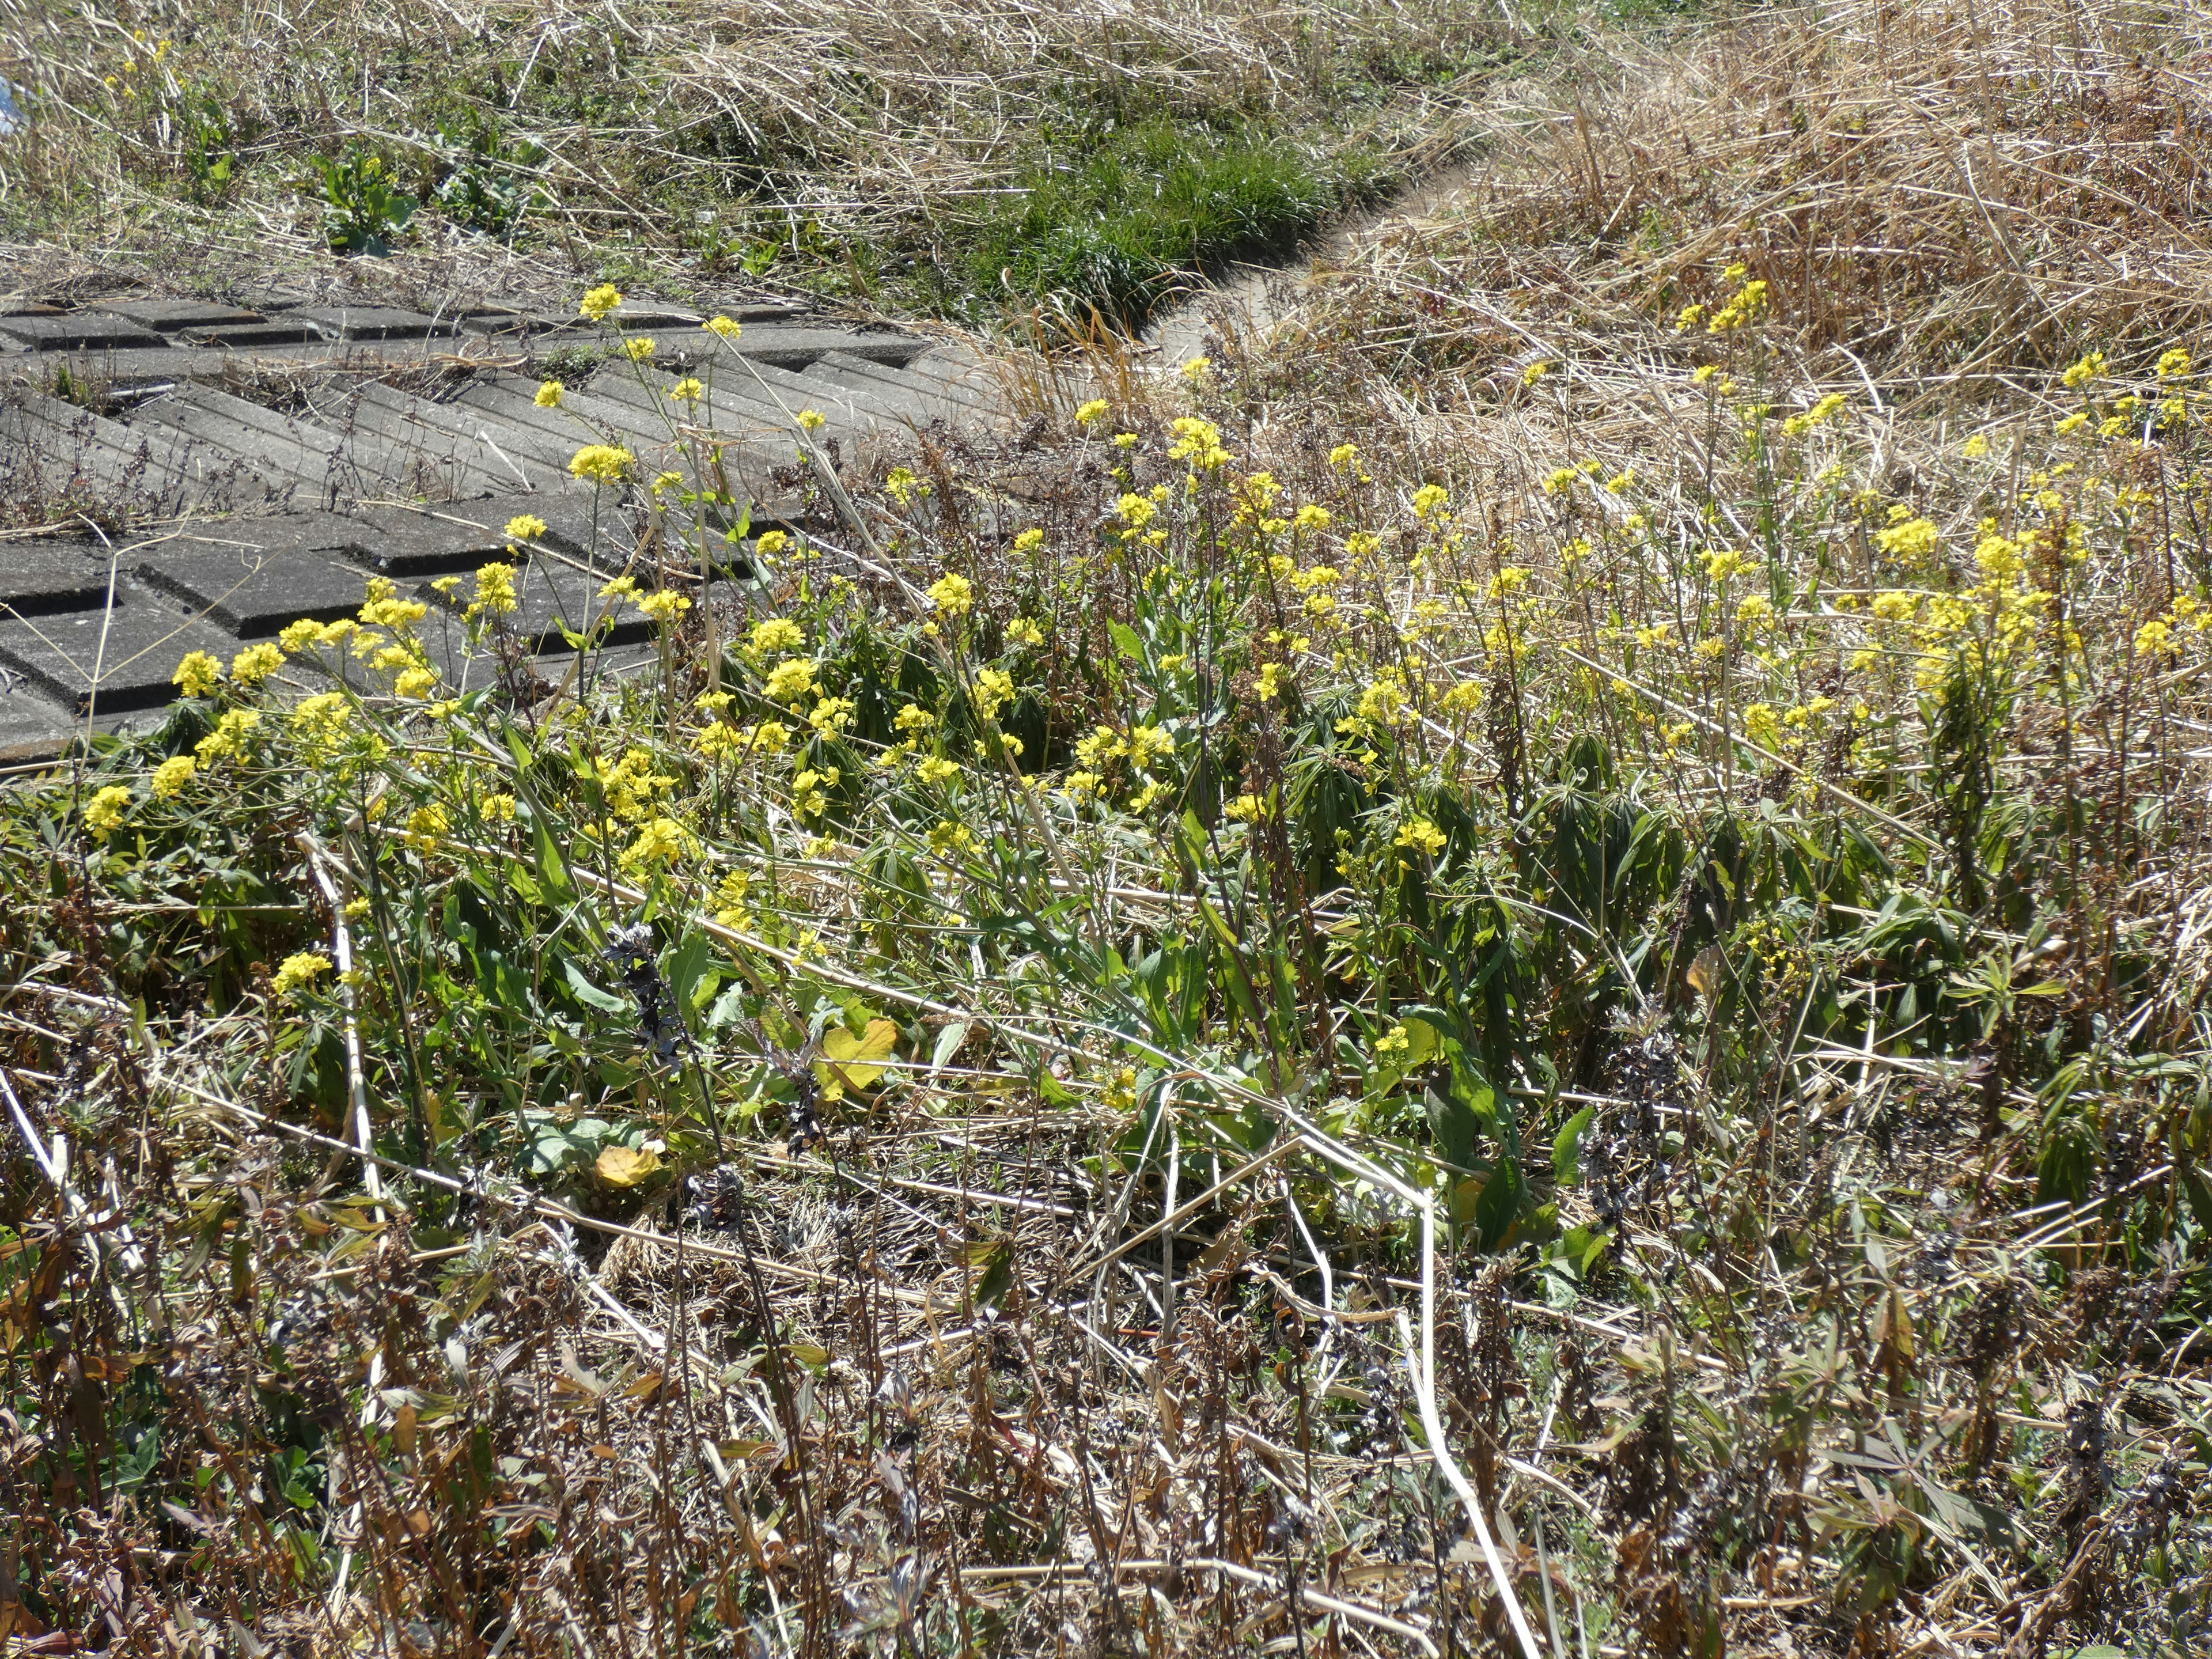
[
  {"xmin": 180, "ymin": 321, "xmax": 320, "ymax": 347},
  {"xmin": 93, "ymin": 300, "xmax": 266, "ymax": 331},
  {"xmin": 0, "ymin": 679, "xmax": 78, "ymax": 764},
  {"xmin": 294, "ymin": 305, "xmax": 451, "ymax": 342},
  {"xmin": 0, "ymin": 582, "xmax": 243, "ymax": 713},
  {"xmin": 0, "ymin": 541, "xmax": 112, "ymax": 618},
  {"xmin": 135, "ymin": 536, "xmax": 380, "ymax": 637},
  {"xmin": 0, "ymin": 314, "xmax": 166, "ymax": 352}
]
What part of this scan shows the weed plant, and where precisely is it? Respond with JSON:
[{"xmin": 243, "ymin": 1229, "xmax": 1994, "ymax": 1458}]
[{"xmin": 6, "ymin": 247, "xmax": 2212, "ymax": 1653}]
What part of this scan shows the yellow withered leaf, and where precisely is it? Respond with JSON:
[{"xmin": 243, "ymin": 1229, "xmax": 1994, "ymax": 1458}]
[
  {"xmin": 816, "ymin": 1017, "xmax": 898, "ymax": 1093},
  {"xmin": 594, "ymin": 1145, "xmax": 662, "ymax": 1187}
]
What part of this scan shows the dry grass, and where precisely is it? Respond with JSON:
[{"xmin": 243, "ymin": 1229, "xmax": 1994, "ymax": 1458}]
[{"xmin": 6, "ymin": 3, "xmax": 2212, "ymax": 1658}]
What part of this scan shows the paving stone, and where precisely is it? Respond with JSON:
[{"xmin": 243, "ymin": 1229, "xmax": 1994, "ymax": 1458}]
[
  {"xmin": 0, "ymin": 579, "xmax": 242, "ymax": 713},
  {"xmin": 294, "ymin": 305, "xmax": 453, "ymax": 342},
  {"xmin": 695, "ymin": 325, "xmax": 931, "ymax": 372},
  {"xmin": 0, "ymin": 313, "xmax": 166, "ymax": 352},
  {"xmin": 341, "ymin": 494, "xmax": 630, "ymax": 575},
  {"xmin": 349, "ymin": 380, "xmax": 582, "ymax": 485},
  {"xmin": 92, "ymin": 299, "xmax": 266, "ymax": 331},
  {"xmin": 0, "ymin": 680, "xmax": 79, "ymax": 764},
  {"xmin": 300, "ymin": 387, "xmax": 517, "ymax": 499},
  {"xmin": 1, "ymin": 391, "xmax": 216, "ymax": 506},
  {"xmin": 180, "ymin": 321, "xmax": 321, "ymax": 347},
  {"xmin": 0, "ymin": 540, "xmax": 113, "ymax": 618},
  {"xmin": 817, "ymin": 347, "xmax": 999, "ymax": 416},
  {"xmin": 134, "ymin": 535, "xmax": 382, "ymax": 637},
  {"xmin": 133, "ymin": 388, "xmax": 342, "ymax": 494}
]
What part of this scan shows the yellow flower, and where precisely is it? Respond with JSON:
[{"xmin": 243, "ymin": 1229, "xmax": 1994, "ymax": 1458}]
[
  {"xmin": 1179, "ymin": 355, "xmax": 1211, "ymax": 382},
  {"xmin": 1411, "ymin": 483, "xmax": 1450, "ymax": 520},
  {"xmin": 579, "ymin": 284, "xmax": 623, "ymax": 321},
  {"xmin": 1113, "ymin": 432, "xmax": 1138, "ymax": 449},
  {"xmin": 1741, "ymin": 703, "xmax": 1781, "ymax": 749},
  {"xmin": 172, "ymin": 650, "xmax": 224, "ymax": 697},
  {"xmin": 483, "ymin": 793, "xmax": 517, "ymax": 823},
  {"xmin": 796, "ymin": 408, "xmax": 826, "ymax": 433},
  {"xmin": 2054, "ymin": 411, "xmax": 2089, "ymax": 435},
  {"xmin": 971, "ymin": 666, "xmax": 1015, "ymax": 723},
  {"xmin": 1007, "ymin": 616, "xmax": 1044, "ymax": 647},
  {"xmin": 927, "ymin": 571, "xmax": 974, "ymax": 616},
  {"xmin": 1675, "ymin": 303, "xmax": 1705, "ymax": 331},
  {"xmin": 84, "ymin": 785, "xmax": 132, "ymax": 840},
  {"xmin": 625, "ymin": 337, "xmax": 657, "ymax": 362},
  {"xmin": 1116, "ymin": 494, "xmax": 1156, "ymax": 530},
  {"xmin": 1961, "ymin": 434, "xmax": 1990, "ymax": 458},
  {"xmin": 272, "ymin": 952, "xmax": 331, "ymax": 996},
  {"xmin": 669, "ymin": 376, "xmax": 703, "ymax": 404},
  {"xmin": 1328, "ymin": 442, "xmax": 1359, "ymax": 468},
  {"xmin": 753, "ymin": 529, "xmax": 789, "ymax": 557},
  {"xmin": 468, "ymin": 562, "xmax": 520, "ymax": 618},
  {"xmin": 1702, "ymin": 548, "xmax": 1750, "ymax": 582},
  {"xmin": 638, "ymin": 590, "xmax": 690, "ymax": 624},
  {"xmin": 1224, "ymin": 792, "xmax": 1269, "ymax": 823},
  {"xmin": 620, "ymin": 816, "xmax": 698, "ymax": 871},
  {"xmin": 2135, "ymin": 617, "xmax": 2176, "ymax": 658},
  {"xmin": 916, "ymin": 755, "xmax": 960, "ymax": 786},
  {"xmin": 2157, "ymin": 348, "xmax": 2191, "ymax": 380},
  {"xmin": 230, "ymin": 642, "xmax": 284, "ymax": 685},
  {"xmin": 763, "ymin": 658, "xmax": 819, "ymax": 704},
  {"xmin": 2061, "ymin": 350, "xmax": 2106, "ymax": 389},
  {"xmin": 599, "ymin": 574, "xmax": 638, "ymax": 604},
  {"xmin": 651, "ymin": 470, "xmax": 684, "ymax": 494},
  {"xmin": 1395, "ymin": 817, "xmax": 1447, "ymax": 858},
  {"xmin": 1127, "ymin": 723, "xmax": 1175, "ymax": 768},
  {"xmin": 1693, "ymin": 365, "xmax": 1719, "ymax": 384},
  {"xmin": 195, "ymin": 707, "xmax": 262, "ymax": 762},
  {"xmin": 1012, "ymin": 528, "xmax": 1045, "ymax": 554},
  {"xmin": 1075, "ymin": 399, "xmax": 1109, "ymax": 425},
  {"xmin": 1542, "ymin": 467, "xmax": 1577, "ymax": 496},
  {"xmin": 1522, "ymin": 359, "xmax": 1551, "ymax": 386},
  {"xmin": 394, "ymin": 667, "xmax": 438, "ymax": 699},
  {"xmin": 1293, "ymin": 503, "xmax": 1330, "ymax": 531},
  {"xmin": 1253, "ymin": 662, "xmax": 1282, "ymax": 702},
  {"xmin": 703, "ymin": 315, "xmax": 743, "ymax": 340},
  {"xmin": 569, "ymin": 444, "xmax": 632, "ymax": 486},
  {"xmin": 149, "ymin": 755, "xmax": 196, "ymax": 800},
  {"xmin": 405, "ymin": 802, "xmax": 449, "ymax": 851},
  {"xmin": 505, "ymin": 513, "xmax": 549, "ymax": 542},
  {"xmin": 750, "ymin": 617, "xmax": 805, "ymax": 655},
  {"xmin": 535, "ymin": 380, "xmax": 564, "ymax": 408},
  {"xmin": 1874, "ymin": 517, "xmax": 1940, "ymax": 562},
  {"xmin": 1165, "ymin": 415, "xmax": 1231, "ymax": 470}
]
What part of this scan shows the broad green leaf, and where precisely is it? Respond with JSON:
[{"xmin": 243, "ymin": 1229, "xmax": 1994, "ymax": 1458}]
[
  {"xmin": 1553, "ymin": 1105, "xmax": 1595, "ymax": 1185},
  {"xmin": 564, "ymin": 960, "xmax": 630, "ymax": 1015}
]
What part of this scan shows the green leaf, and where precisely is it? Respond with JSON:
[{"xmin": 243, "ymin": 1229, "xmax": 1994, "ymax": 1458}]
[
  {"xmin": 931, "ymin": 1021, "xmax": 969, "ymax": 1074},
  {"xmin": 1553, "ymin": 1105, "xmax": 1595, "ymax": 1185},
  {"xmin": 1107, "ymin": 620, "xmax": 1145, "ymax": 664},
  {"xmin": 1472, "ymin": 1154, "xmax": 1525, "ymax": 1249},
  {"xmin": 563, "ymin": 959, "xmax": 630, "ymax": 1016}
]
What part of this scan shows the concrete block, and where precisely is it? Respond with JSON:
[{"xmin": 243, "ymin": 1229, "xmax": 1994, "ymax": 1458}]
[
  {"xmin": 135, "ymin": 535, "xmax": 380, "ymax": 637},
  {"xmin": 92, "ymin": 299, "xmax": 266, "ymax": 332},
  {"xmin": 0, "ymin": 314, "xmax": 166, "ymax": 352},
  {"xmin": 0, "ymin": 540, "xmax": 113, "ymax": 618},
  {"xmin": 0, "ymin": 679, "xmax": 78, "ymax": 764},
  {"xmin": 0, "ymin": 581, "xmax": 242, "ymax": 713}
]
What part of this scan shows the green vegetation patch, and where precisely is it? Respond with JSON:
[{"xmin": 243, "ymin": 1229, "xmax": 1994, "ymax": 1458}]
[{"xmin": 962, "ymin": 117, "xmax": 1392, "ymax": 325}]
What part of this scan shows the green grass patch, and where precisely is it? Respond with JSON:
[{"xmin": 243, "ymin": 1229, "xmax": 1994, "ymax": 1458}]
[{"xmin": 959, "ymin": 117, "xmax": 1392, "ymax": 327}]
